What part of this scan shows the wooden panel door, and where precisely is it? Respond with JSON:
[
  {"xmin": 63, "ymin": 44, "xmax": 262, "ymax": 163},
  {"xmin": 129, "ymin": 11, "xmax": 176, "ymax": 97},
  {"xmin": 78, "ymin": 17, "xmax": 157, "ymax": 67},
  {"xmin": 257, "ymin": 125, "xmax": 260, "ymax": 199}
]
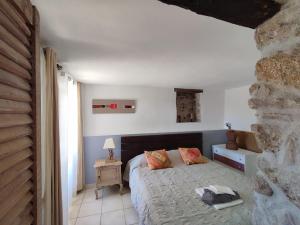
[{"xmin": 0, "ymin": 0, "xmax": 41, "ymax": 225}]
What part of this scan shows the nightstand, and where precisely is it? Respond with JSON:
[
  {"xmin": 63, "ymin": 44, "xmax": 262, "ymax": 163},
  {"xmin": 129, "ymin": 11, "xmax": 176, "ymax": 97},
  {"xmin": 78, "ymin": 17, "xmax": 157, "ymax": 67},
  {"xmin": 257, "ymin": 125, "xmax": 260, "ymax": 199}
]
[
  {"xmin": 94, "ymin": 160, "xmax": 123, "ymax": 199},
  {"xmin": 212, "ymin": 144, "xmax": 259, "ymax": 177}
]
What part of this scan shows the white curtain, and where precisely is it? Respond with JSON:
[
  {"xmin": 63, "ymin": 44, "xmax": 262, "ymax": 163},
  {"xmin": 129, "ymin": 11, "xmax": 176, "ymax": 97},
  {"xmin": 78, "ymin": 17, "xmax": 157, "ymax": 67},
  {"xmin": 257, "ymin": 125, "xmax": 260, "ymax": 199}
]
[
  {"xmin": 57, "ymin": 73, "xmax": 79, "ymax": 224},
  {"xmin": 57, "ymin": 72, "xmax": 68, "ymax": 225},
  {"xmin": 40, "ymin": 48, "xmax": 46, "ymax": 225},
  {"xmin": 67, "ymin": 78, "xmax": 79, "ymax": 200}
]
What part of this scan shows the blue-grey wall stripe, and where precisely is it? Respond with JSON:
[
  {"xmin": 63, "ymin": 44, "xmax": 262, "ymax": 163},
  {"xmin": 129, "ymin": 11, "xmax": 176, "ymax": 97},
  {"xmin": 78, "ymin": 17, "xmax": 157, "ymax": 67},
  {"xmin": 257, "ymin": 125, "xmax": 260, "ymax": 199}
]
[{"xmin": 84, "ymin": 130, "xmax": 227, "ymax": 184}]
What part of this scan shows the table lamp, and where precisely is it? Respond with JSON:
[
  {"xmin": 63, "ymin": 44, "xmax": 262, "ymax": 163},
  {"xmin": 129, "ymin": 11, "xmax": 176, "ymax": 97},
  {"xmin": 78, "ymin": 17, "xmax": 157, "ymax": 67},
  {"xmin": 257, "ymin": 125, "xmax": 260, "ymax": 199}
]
[{"xmin": 103, "ymin": 138, "xmax": 116, "ymax": 162}]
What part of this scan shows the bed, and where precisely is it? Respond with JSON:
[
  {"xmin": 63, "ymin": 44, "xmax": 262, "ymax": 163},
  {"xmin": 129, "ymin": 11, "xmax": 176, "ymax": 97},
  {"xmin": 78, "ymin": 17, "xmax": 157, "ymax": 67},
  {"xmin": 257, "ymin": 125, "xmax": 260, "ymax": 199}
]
[{"xmin": 121, "ymin": 133, "xmax": 254, "ymax": 225}]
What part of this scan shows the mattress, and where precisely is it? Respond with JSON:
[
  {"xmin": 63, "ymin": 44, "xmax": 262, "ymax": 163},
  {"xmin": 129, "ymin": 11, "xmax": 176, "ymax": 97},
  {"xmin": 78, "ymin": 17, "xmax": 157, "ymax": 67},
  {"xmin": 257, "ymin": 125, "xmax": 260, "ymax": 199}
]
[{"xmin": 125, "ymin": 150, "xmax": 254, "ymax": 225}]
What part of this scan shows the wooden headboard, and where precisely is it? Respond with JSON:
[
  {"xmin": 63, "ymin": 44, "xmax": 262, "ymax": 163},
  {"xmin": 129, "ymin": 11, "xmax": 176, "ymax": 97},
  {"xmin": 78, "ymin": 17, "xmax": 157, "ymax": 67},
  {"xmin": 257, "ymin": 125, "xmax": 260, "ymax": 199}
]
[{"xmin": 121, "ymin": 132, "xmax": 203, "ymax": 171}]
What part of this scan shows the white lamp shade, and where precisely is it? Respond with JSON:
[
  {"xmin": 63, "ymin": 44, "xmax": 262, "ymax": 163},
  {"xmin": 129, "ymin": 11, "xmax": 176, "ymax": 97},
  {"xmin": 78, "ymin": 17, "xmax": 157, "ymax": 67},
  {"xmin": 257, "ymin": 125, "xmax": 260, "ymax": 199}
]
[{"xmin": 103, "ymin": 138, "xmax": 116, "ymax": 149}]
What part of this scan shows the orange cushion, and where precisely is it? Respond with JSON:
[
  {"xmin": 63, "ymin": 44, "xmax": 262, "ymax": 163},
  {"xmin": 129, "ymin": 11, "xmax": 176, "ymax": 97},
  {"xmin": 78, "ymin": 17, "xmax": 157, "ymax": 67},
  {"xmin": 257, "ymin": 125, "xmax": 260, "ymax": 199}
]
[
  {"xmin": 178, "ymin": 147, "xmax": 208, "ymax": 165},
  {"xmin": 144, "ymin": 149, "xmax": 172, "ymax": 170}
]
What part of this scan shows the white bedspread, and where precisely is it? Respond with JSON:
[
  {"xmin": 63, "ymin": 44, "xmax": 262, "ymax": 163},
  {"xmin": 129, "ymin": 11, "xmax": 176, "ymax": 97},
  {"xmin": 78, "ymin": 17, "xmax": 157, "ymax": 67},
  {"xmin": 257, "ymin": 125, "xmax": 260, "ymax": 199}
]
[{"xmin": 125, "ymin": 150, "xmax": 254, "ymax": 225}]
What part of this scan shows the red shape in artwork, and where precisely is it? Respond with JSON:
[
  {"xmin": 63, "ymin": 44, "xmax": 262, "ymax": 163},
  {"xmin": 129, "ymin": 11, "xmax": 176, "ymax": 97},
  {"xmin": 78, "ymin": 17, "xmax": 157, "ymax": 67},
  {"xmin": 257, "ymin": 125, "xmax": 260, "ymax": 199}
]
[{"xmin": 109, "ymin": 104, "xmax": 118, "ymax": 109}]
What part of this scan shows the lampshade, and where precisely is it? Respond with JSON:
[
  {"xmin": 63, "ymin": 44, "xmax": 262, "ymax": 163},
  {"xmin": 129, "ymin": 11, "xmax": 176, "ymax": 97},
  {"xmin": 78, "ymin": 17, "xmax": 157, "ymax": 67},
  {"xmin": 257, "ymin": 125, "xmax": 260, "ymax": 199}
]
[{"xmin": 103, "ymin": 138, "xmax": 115, "ymax": 149}]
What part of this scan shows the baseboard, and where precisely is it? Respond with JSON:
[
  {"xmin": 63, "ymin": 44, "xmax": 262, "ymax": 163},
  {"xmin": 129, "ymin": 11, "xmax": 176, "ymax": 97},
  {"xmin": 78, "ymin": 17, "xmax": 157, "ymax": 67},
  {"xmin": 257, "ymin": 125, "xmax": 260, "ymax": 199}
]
[{"xmin": 84, "ymin": 183, "xmax": 96, "ymax": 189}]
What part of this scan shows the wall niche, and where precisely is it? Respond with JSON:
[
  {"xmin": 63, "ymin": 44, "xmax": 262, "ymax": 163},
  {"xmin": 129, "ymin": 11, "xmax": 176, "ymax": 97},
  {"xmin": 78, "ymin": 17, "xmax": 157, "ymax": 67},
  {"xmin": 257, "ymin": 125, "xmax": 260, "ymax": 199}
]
[{"xmin": 175, "ymin": 88, "xmax": 203, "ymax": 123}]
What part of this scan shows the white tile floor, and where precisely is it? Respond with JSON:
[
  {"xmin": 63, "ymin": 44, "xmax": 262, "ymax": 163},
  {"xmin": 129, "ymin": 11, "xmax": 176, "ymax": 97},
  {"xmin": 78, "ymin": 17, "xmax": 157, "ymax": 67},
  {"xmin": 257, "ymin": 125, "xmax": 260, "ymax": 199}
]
[{"xmin": 69, "ymin": 185, "xmax": 138, "ymax": 225}]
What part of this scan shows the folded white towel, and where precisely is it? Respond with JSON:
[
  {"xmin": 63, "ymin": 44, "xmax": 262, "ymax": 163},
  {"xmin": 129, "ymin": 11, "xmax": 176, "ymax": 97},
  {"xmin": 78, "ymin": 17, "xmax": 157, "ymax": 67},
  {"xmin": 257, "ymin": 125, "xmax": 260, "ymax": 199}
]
[
  {"xmin": 213, "ymin": 199, "xmax": 244, "ymax": 210},
  {"xmin": 195, "ymin": 188, "xmax": 205, "ymax": 197},
  {"xmin": 195, "ymin": 185, "xmax": 235, "ymax": 197},
  {"xmin": 208, "ymin": 185, "xmax": 236, "ymax": 196}
]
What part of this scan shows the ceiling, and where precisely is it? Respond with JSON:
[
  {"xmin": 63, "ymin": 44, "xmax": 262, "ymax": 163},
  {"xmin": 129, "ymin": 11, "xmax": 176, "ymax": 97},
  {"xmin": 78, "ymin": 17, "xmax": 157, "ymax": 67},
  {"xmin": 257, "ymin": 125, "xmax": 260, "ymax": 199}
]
[{"xmin": 32, "ymin": 0, "xmax": 260, "ymax": 89}]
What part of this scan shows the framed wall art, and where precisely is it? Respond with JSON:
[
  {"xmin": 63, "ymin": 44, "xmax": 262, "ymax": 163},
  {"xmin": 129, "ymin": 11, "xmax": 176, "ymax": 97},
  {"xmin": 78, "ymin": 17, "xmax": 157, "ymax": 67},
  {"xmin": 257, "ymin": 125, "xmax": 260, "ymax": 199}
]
[{"xmin": 92, "ymin": 99, "xmax": 136, "ymax": 114}]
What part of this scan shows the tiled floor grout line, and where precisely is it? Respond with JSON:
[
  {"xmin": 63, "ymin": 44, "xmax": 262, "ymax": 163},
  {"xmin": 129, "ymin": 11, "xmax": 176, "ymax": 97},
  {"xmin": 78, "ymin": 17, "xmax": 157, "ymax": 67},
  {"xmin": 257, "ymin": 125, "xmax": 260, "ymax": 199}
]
[
  {"xmin": 75, "ymin": 190, "xmax": 86, "ymax": 225},
  {"xmin": 75, "ymin": 191, "xmax": 84, "ymax": 225},
  {"xmin": 100, "ymin": 189, "xmax": 103, "ymax": 225},
  {"xmin": 71, "ymin": 187, "xmax": 138, "ymax": 225},
  {"xmin": 79, "ymin": 191, "xmax": 85, "ymax": 218},
  {"xmin": 121, "ymin": 193, "xmax": 128, "ymax": 225}
]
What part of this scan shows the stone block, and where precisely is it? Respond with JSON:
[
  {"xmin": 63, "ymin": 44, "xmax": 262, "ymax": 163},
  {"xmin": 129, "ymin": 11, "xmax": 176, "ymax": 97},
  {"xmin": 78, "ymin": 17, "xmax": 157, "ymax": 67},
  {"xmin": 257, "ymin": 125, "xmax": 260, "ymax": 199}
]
[
  {"xmin": 249, "ymin": 97, "xmax": 300, "ymax": 110},
  {"xmin": 254, "ymin": 174, "xmax": 274, "ymax": 196},
  {"xmin": 282, "ymin": 133, "xmax": 299, "ymax": 165},
  {"xmin": 278, "ymin": 169, "xmax": 300, "ymax": 208},
  {"xmin": 249, "ymin": 83, "xmax": 271, "ymax": 99},
  {"xmin": 257, "ymin": 154, "xmax": 279, "ymax": 183},
  {"xmin": 256, "ymin": 53, "xmax": 300, "ymax": 89},
  {"xmin": 248, "ymin": 98, "xmax": 263, "ymax": 109},
  {"xmin": 261, "ymin": 112, "xmax": 294, "ymax": 122},
  {"xmin": 255, "ymin": 3, "xmax": 300, "ymax": 49},
  {"xmin": 252, "ymin": 124, "xmax": 283, "ymax": 152}
]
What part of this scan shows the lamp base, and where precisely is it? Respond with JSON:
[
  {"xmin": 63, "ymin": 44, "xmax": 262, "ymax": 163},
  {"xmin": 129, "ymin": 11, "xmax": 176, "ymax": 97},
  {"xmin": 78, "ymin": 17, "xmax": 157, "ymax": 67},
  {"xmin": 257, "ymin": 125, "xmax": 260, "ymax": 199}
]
[{"xmin": 106, "ymin": 148, "xmax": 116, "ymax": 163}]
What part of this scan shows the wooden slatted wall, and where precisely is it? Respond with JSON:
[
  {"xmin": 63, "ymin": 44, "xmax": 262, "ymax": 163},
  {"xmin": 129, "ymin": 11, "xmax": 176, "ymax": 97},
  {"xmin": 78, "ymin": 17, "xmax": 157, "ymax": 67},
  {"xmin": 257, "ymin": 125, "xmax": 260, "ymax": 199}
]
[{"xmin": 0, "ymin": 0, "xmax": 40, "ymax": 225}]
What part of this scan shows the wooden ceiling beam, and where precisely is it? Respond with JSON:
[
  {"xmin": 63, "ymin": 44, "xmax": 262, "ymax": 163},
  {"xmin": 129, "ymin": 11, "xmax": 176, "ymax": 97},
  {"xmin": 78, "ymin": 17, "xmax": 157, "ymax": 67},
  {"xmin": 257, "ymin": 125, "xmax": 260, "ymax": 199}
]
[
  {"xmin": 158, "ymin": 0, "xmax": 281, "ymax": 28},
  {"xmin": 174, "ymin": 88, "xmax": 203, "ymax": 93}
]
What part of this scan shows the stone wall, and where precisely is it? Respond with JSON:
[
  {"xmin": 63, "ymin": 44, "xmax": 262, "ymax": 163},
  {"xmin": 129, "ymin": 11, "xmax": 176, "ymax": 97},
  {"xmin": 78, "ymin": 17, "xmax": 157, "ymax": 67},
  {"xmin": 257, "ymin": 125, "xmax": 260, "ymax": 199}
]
[{"xmin": 249, "ymin": 0, "xmax": 300, "ymax": 224}]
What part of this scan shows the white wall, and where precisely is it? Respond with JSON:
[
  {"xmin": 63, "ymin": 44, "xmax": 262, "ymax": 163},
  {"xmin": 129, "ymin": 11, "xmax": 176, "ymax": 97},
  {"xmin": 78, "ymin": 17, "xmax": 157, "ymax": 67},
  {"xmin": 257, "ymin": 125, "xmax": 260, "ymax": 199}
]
[
  {"xmin": 224, "ymin": 85, "xmax": 256, "ymax": 131},
  {"xmin": 82, "ymin": 84, "xmax": 225, "ymax": 136}
]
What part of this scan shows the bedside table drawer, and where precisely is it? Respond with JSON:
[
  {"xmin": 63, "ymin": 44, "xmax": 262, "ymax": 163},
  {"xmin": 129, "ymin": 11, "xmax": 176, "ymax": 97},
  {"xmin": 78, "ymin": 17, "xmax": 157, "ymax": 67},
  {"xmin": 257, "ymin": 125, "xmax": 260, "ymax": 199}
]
[
  {"xmin": 214, "ymin": 153, "xmax": 245, "ymax": 172},
  {"xmin": 213, "ymin": 146, "xmax": 245, "ymax": 164},
  {"xmin": 224, "ymin": 152, "xmax": 245, "ymax": 164},
  {"xmin": 212, "ymin": 146, "xmax": 224, "ymax": 155},
  {"xmin": 97, "ymin": 166, "xmax": 121, "ymax": 184}
]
